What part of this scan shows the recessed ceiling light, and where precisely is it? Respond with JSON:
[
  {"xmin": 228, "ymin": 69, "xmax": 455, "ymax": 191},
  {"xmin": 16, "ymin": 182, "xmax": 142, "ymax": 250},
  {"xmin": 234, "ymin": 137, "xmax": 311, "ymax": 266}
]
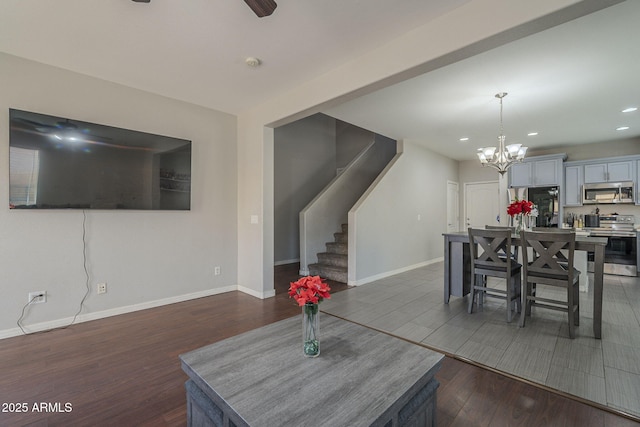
[
  {"xmin": 616, "ymin": 126, "xmax": 630, "ymax": 131},
  {"xmin": 622, "ymin": 107, "xmax": 638, "ymax": 113},
  {"xmin": 527, "ymin": 132, "xmax": 538, "ymax": 136},
  {"xmin": 459, "ymin": 137, "xmax": 469, "ymax": 141}
]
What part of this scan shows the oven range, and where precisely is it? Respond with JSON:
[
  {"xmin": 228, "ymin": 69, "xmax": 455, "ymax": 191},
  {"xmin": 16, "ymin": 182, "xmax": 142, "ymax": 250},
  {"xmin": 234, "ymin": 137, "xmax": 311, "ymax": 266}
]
[{"xmin": 586, "ymin": 215, "xmax": 638, "ymax": 277}]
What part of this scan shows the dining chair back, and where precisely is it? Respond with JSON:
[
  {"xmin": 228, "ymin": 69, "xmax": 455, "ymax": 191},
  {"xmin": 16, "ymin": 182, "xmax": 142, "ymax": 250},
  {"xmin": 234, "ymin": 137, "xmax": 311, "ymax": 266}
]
[
  {"xmin": 485, "ymin": 225, "xmax": 518, "ymax": 260},
  {"xmin": 519, "ymin": 230, "xmax": 580, "ymax": 338},
  {"xmin": 485, "ymin": 225, "xmax": 516, "ymax": 231},
  {"xmin": 468, "ymin": 228, "xmax": 522, "ymax": 322}
]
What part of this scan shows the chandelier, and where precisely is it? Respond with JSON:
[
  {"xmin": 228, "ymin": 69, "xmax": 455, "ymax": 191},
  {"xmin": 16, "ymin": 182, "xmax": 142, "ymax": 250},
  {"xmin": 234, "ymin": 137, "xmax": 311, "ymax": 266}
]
[{"xmin": 476, "ymin": 92, "xmax": 527, "ymax": 175}]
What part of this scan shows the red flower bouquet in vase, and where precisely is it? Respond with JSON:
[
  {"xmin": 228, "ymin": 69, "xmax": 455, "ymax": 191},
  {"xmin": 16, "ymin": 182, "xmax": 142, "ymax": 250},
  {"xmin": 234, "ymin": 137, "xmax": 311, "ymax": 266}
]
[
  {"xmin": 289, "ymin": 276, "xmax": 331, "ymax": 357},
  {"xmin": 507, "ymin": 198, "xmax": 534, "ymax": 233}
]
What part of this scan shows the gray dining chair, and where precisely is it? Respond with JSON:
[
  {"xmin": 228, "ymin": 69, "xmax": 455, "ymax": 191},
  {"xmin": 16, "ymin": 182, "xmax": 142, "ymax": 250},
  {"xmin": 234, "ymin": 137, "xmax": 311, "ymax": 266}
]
[
  {"xmin": 485, "ymin": 225, "xmax": 518, "ymax": 260},
  {"xmin": 468, "ymin": 228, "xmax": 522, "ymax": 322},
  {"xmin": 519, "ymin": 230, "xmax": 580, "ymax": 338}
]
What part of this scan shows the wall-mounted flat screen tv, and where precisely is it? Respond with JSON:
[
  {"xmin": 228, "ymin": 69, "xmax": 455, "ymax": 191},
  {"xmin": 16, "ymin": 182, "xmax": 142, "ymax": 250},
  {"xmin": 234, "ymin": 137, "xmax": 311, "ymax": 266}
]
[{"xmin": 9, "ymin": 109, "xmax": 191, "ymax": 210}]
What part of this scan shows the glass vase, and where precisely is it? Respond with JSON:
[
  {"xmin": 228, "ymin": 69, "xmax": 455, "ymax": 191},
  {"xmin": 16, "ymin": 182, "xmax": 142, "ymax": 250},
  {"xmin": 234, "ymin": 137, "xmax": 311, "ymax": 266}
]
[
  {"xmin": 302, "ymin": 303, "xmax": 320, "ymax": 357},
  {"xmin": 515, "ymin": 214, "xmax": 524, "ymax": 233}
]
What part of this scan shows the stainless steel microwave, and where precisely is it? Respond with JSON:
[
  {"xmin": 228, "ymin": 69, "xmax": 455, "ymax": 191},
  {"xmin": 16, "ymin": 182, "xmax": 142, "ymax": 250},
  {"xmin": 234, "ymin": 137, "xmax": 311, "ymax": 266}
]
[{"xmin": 582, "ymin": 181, "xmax": 634, "ymax": 204}]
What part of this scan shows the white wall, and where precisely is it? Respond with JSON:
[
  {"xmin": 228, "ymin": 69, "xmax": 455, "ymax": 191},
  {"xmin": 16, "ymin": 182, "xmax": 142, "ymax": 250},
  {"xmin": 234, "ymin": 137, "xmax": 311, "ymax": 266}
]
[
  {"xmin": 349, "ymin": 141, "xmax": 458, "ymax": 284},
  {"xmin": 0, "ymin": 53, "xmax": 238, "ymax": 337},
  {"xmin": 530, "ymin": 138, "xmax": 640, "ymax": 161}
]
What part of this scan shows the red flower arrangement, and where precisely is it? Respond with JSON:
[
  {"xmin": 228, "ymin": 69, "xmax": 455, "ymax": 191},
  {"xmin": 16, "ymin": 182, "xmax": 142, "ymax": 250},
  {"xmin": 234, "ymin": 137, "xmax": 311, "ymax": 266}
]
[
  {"xmin": 288, "ymin": 275, "xmax": 331, "ymax": 306},
  {"xmin": 507, "ymin": 198, "xmax": 534, "ymax": 217}
]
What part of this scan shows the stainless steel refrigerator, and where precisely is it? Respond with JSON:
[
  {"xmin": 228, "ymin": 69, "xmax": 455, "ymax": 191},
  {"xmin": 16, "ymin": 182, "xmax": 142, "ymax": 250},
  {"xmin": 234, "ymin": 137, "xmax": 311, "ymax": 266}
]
[{"xmin": 508, "ymin": 186, "xmax": 559, "ymax": 228}]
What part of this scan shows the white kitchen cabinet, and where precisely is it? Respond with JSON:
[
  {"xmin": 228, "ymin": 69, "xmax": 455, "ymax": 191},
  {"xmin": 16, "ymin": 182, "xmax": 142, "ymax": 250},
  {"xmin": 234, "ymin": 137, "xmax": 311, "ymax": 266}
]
[
  {"xmin": 564, "ymin": 165, "xmax": 583, "ymax": 206},
  {"xmin": 584, "ymin": 160, "xmax": 634, "ymax": 183}
]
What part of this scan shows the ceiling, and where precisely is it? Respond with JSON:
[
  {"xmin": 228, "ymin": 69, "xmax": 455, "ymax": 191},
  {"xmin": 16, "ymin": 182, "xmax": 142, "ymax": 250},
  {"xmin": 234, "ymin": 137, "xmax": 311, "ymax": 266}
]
[
  {"xmin": 1, "ymin": 1, "xmax": 638, "ymax": 161},
  {"xmin": 0, "ymin": 0, "xmax": 468, "ymax": 114},
  {"xmin": 324, "ymin": 0, "xmax": 640, "ymax": 161}
]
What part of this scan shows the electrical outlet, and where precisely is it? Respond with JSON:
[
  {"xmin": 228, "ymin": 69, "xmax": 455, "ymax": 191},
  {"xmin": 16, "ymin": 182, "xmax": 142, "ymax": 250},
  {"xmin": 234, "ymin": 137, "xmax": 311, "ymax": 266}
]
[
  {"xmin": 28, "ymin": 291, "xmax": 46, "ymax": 304},
  {"xmin": 214, "ymin": 266, "xmax": 221, "ymax": 276},
  {"xmin": 97, "ymin": 283, "xmax": 107, "ymax": 294}
]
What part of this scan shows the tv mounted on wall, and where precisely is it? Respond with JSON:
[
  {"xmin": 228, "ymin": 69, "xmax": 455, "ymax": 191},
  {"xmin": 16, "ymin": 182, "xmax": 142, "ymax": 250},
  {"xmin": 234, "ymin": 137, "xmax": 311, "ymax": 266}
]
[{"xmin": 9, "ymin": 109, "xmax": 192, "ymax": 210}]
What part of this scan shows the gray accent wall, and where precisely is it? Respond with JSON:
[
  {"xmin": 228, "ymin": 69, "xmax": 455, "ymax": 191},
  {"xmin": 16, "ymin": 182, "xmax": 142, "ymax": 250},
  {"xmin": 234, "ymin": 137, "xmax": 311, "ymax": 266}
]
[
  {"xmin": 336, "ymin": 120, "xmax": 376, "ymax": 170},
  {"xmin": 273, "ymin": 114, "xmax": 392, "ymax": 265},
  {"xmin": 274, "ymin": 114, "xmax": 337, "ymax": 264}
]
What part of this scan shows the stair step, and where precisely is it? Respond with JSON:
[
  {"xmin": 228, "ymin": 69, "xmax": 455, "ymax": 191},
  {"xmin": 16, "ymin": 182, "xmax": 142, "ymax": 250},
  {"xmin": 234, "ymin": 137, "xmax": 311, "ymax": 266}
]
[
  {"xmin": 317, "ymin": 252, "xmax": 348, "ymax": 267},
  {"xmin": 333, "ymin": 232, "xmax": 348, "ymax": 243},
  {"xmin": 326, "ymin": 242, "xmax": 347, "ymax": 255},
  {"xmin": 308, "ymin": 263, "xmax": 347, "ymax": 283},
  {"xmin": 341, "ymin": 223, "xmax": 348, "ymax": 234}
]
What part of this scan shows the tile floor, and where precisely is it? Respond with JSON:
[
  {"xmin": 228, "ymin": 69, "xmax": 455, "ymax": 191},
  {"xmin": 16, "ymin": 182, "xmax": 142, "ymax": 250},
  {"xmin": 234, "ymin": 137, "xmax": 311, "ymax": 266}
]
[{"xmin": 321, "ymin": 262, "xmax": 640, "ymax": 419}]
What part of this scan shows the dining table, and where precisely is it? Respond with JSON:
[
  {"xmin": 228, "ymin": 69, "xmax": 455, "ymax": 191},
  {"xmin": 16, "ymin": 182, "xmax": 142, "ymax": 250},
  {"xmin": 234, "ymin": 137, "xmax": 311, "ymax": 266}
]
[{"xmin": 442, "ymin": 231, "xmax": 608, "ymax": 339}]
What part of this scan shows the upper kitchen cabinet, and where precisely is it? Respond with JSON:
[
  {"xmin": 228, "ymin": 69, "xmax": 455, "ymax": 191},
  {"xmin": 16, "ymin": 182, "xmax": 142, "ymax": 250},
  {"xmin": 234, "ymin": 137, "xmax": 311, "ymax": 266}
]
[
  {"xmin": 508, "ymin": 154, "xmax": 566, "ymax": 188},
  {"xmin": 563, "ymin": 164, "xmax": 584, "ymax": 206},
  {"xmin": 583, "ymin": 160, "xmax": 634, "ymax": 183},
  {"xmin": 637, "ymin": 159, "xmax": 640, "ymax": 204},
  {"xmin": 563, "ymin": 156, "xmax": 640, "ymax": 206},
  {"xmin": 508, "ymin": 162, "xmax": 532, "ymax": 187}
]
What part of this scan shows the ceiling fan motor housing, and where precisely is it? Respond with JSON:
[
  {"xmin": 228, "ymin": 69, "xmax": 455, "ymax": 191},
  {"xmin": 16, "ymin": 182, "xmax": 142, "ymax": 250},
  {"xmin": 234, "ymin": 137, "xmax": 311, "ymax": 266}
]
[
  {"xmin": 244, "ymin": 0, "xmax": 277, "ymax": 17},
  {"xmin": 131, "ymin": 0, "xmax": 277, "ymax": 18}
]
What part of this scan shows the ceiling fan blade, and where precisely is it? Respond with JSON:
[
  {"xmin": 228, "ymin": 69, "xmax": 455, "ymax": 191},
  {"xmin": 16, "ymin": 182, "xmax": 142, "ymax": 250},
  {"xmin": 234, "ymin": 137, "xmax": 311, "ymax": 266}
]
[{"xmin": 244, "ymin": 0, "xmax": 277, "ymax": 18}]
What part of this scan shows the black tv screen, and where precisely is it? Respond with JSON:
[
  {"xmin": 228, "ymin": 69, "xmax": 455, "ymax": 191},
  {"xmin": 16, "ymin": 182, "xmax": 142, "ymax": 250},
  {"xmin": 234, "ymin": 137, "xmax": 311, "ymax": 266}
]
[{"xmin": 9, "ymin": 109, "xmax": 191, "ymax": 210}]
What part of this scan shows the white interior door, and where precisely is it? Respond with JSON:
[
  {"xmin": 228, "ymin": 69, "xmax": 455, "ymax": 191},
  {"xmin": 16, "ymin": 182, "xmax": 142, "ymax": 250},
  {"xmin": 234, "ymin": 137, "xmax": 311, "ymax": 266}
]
[
  {"xmin": 464, "ymin": 181, "xmax": 499, "ymax": 229},
  {"xmin": 446, "ymin": 181, "xmax": 459, "ymax": 232}
]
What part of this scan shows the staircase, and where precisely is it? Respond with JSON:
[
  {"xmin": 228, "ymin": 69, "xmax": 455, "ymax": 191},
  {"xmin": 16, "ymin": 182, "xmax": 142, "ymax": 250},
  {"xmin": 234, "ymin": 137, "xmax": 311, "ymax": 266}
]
[{"xmin": 308, "ymin": 224, "xmax": 348, "ymax": 283}]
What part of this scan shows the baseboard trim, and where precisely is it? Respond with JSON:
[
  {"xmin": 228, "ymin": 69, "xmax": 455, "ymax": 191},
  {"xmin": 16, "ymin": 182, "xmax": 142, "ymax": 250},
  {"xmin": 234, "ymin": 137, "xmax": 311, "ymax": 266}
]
[
  {"xmin": 274, "ymin": 258, "xmax": 300, "ymax": 266},
  {"xmin": 0, "ymin": 285, "xmax": 238, "ymax": 340},
  {"xmin": 237, "ymin": 285, "xmax": 276, "ymax": 299},
  {"xmin": 348, "ymin": 258, "xmax": 444, "ymax": 287}
]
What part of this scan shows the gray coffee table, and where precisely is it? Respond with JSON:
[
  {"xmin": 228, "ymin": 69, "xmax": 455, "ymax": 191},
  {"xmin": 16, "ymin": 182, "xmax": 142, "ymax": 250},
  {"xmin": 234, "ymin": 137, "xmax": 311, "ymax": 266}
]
[{"xmin": 180, "ymin": 314, "xmax": 444, "ymax": 427}]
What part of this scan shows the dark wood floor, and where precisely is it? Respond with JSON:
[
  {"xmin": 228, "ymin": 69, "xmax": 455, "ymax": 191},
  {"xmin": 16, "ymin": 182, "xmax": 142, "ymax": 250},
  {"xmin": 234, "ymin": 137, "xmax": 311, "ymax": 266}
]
[{"xmin": 0, "ymin": 265, "xmax": 637, "ymax": 427}]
